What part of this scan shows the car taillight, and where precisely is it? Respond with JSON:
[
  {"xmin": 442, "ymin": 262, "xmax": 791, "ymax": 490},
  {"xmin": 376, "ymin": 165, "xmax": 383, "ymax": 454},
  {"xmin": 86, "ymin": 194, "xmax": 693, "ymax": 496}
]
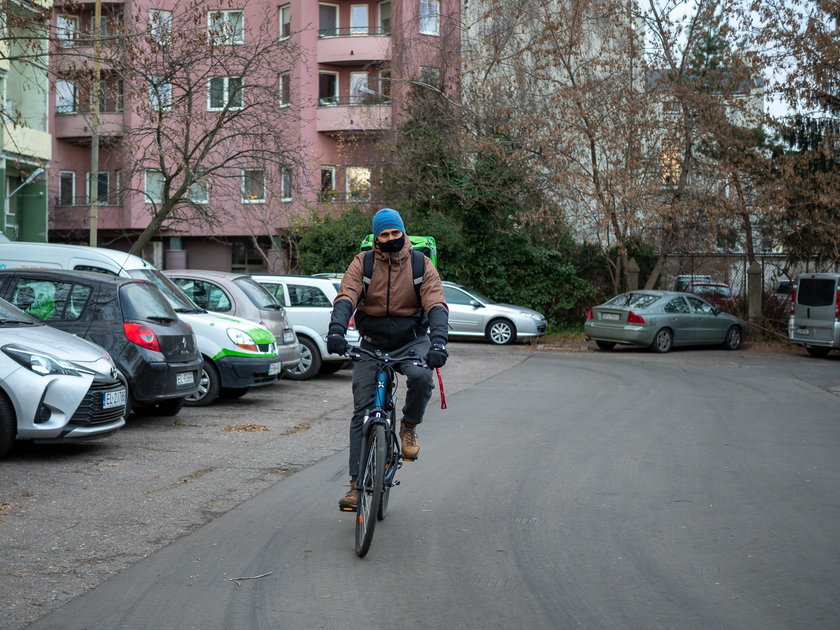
[
  {"xmin": 627, "ymin": 311, "xmax": 645, "ymax": 324},
  {"xmin": 124, "ymin": 322, "xmax": 161, "ymax": 352},
  {"xmin": 586, "ymin": 307, "xmax": 593, "ymax": 320},
  {"xmin": 790, "ymin": 288, "xmax": 796, "ymax": 316}
]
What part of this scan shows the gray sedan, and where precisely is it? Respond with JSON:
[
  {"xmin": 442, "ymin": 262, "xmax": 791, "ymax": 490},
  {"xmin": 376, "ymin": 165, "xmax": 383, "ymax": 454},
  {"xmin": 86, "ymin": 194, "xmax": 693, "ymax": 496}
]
[
  {"xmin": 442, "ymin": 281, "xmax": 547, "ymax": 345},
  {"xmin": 584, "ymin": 290, "xmax": 746, "ymax": 353}
]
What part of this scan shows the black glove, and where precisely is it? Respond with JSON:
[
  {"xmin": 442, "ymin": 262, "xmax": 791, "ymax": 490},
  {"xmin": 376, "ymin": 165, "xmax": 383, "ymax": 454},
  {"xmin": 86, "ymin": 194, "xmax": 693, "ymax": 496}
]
[
  {"xmin": 426, "ymin": 344, "xmax": 448, "ymax": 369},
  {"xmin": 327, "ymin": 333, "xmax": 348, "ymax": 356}
]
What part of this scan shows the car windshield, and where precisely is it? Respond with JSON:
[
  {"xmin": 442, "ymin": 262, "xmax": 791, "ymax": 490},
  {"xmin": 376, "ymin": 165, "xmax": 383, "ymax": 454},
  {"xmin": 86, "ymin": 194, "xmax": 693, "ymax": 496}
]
[
  {"xmin": 463, "ymin": 287, "xmax": 495, "ymax": 304},
  {"xmin": 605, "ymin": 292, "xmax": 661, "ymax": 309},
  {"xmin": 0, "ymin": 297, "xmax": 41, "ymax": 325},
  {"xmin": 234, "ymin": 277, "xmax": 281, "ymax": 309},
  {"xmin": 128, "ymin": 269, "xmax": 205, "ymax": 313},
  {"xmin": 691, "ymin": 285, "xmax": 731, "ymax": 298}
]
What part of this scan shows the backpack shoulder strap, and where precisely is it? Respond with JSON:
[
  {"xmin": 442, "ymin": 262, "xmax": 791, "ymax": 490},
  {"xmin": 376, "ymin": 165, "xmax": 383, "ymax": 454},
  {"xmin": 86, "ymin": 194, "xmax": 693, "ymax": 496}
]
[
  {"xmin": 359, "ymin": 250, "xmax": 375, "ymax": 306},
  {"xmin": 411, "ymin": 249, "xmax": 425, "ymax": 307}
]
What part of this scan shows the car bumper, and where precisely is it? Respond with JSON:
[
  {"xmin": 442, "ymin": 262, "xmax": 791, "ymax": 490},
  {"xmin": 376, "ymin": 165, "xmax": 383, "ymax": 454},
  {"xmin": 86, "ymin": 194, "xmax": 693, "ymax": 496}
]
[
  {"xmin": 126, "ymin": 356, "xmax": 203, "ymax": 404},
  {"xmin": 788, "ymin": 318, "xmax": 840, "ymax": 348},
  {"xmin": 216, "ymin": 354, "xmax": 282, "ymax": 389},
  {"xmin": 515, "ymin": 320, "xmax": 547, "ymax": 338},
  {"xmin": 276, "ymin": 342, "xmax": 301, "ymax": 370},
  {"xmin": 584, "ymin": 321, "xmax": 655, "ymax": 346}
]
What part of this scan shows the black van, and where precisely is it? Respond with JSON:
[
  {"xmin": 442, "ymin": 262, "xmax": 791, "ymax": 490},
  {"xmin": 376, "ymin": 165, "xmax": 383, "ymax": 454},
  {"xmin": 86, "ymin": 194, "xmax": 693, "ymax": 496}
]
[
  {"xmin": 788, "ymin": 272, "xmax": 840, "ymax": 357},
  {"xmin": 0, "ymin": 269, "xmax": 202, "ymax": 415}
]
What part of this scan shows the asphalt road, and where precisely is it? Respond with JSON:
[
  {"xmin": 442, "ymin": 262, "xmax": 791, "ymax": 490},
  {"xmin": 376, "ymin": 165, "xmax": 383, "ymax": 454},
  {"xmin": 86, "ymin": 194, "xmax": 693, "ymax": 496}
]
[{"xmin": 8, "ymin": 344, "xmax": 840, "ymax": 629}]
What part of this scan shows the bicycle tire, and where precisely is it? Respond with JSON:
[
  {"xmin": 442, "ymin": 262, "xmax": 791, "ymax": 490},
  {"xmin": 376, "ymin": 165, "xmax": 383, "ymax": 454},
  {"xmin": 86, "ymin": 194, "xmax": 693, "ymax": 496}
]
[
  {"xmin": 355, "ymin": 423, "xmax": 386, "ymax": 557},
  {"xmin": 378, "ymin": 422, "xmax": 398, "ymax": 521}
]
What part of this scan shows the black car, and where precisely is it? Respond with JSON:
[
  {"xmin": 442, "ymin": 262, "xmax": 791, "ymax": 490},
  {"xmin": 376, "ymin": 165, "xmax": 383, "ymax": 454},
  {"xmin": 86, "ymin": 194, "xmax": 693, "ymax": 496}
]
[{"xmin": 0, "ymin": 269, "xmax": 201, "ymax": 416}]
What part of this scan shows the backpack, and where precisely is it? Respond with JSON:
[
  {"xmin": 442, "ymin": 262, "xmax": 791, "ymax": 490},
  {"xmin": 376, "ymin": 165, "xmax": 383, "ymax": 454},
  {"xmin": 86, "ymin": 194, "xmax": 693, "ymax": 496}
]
[{"xmin": 360, "ymin": 249, "xmax": 425, "ymax": 308}]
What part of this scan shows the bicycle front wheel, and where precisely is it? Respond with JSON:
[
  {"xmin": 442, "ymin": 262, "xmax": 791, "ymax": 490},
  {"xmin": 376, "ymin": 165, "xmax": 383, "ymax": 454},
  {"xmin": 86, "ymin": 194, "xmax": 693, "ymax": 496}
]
[{"xmin": 356, "ymin": 423, "xmax": 386, "ymax": 557}]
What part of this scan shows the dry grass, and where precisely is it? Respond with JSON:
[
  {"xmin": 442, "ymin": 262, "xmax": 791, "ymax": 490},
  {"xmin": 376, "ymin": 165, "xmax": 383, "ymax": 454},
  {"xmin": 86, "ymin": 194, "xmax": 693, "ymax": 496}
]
[{"xmin": 223, "ymin": 423, "xmax": 270, "ymax": 432}]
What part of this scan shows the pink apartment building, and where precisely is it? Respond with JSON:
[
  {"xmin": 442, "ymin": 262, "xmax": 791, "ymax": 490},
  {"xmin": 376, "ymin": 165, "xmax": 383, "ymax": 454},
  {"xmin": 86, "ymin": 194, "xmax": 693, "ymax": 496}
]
[{"xmin": 48, "ymin": 0, "xmax": 460, "ymax": 271}]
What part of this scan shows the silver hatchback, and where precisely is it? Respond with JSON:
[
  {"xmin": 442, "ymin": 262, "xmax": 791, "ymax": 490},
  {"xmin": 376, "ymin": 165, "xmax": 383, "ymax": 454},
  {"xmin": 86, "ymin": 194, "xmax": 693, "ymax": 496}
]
[{"xmin": 163, "ymin": 270, "xmax": 301, "ymax": 372}]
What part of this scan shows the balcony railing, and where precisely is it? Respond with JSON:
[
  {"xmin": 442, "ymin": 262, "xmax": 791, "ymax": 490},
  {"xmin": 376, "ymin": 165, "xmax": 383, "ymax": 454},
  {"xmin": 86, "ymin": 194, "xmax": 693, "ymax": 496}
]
[
  {"xmin": 318, "ymin": 26, "xmax": 390, "ymax": 38},
  {"xmin": 317, "ymin": 94, "xmax": 391, "ymax": 107},
  {"xmin": 55, "ymin": 194, "xmax": 123, "ymax": 207},
  {"xmin": 316, "ymin": 189, "xmax": 371, "ymax": 204},
  {"xmin": 56, "ymin": 105, "xmax": 124, "ymax": 115}
]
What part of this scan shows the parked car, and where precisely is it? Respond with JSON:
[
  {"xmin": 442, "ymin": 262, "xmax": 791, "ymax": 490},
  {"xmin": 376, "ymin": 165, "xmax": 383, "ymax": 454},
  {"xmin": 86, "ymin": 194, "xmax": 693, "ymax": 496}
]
[
  {"xmin": 163, "ymin": 269, "xmax": 301, "ymax": 378},
  {"xmin": 0, "ymin": 296, "xmax": 126, "ymax": 458},
  {"xmin": 0, "ymin": 269, "xmax": 202, "ymax": 416},
  {"xmin": 251, "ymin": 275, "xmax": 359, "ymax": 380},
  {"xmin": 673, "ymin": 274, "xmax": 712, "ymax": 292},
  {"xmin": 0, "ymin": 242, "xmax": 283, "ymax": 407},
  {"xmin": 788, "ymin": 272, "xmax": 840, "ymax": 357},
  {"xmin": 684, "ymin": 281, "xmax": 737, "ymax": 312},
  {"xmin": 442, "ymin": 281, "xmax": 547, "ymax": 345},
  {"xmin": 585, "ymin": 290, "xmax": 746, "ymax": 353}
]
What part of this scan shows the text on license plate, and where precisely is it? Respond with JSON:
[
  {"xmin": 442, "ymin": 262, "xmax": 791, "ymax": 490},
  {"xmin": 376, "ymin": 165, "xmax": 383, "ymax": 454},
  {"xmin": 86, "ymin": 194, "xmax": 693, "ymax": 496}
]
[
  {"xmin": 176, "ymin": 371, "xmax": 195, "ymax": 386},
  {"xmin": 282, "ymin": 332, "xmax": 295, "ymax": 344},
  {"xmin": 268, "ymin": 362, "xmax": 282, "ymax": 376},
  {"xmin": 600, "ymin": 313, "xmax": 620, "ymax": 321},
  {"xmin": 796, "ymin": 327, "xmax": 810, "ymax": 336},
  {"xmin": 102, "ymin": 389, "xmax": 127, "ymax": 409}
]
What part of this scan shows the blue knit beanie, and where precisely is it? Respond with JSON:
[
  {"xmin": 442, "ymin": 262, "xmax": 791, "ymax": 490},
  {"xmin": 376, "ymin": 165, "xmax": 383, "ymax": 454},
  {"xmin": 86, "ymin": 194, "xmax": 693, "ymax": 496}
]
[{"xmin": 372, "ymin": 208, "xmax": 405, "ymax": 239}]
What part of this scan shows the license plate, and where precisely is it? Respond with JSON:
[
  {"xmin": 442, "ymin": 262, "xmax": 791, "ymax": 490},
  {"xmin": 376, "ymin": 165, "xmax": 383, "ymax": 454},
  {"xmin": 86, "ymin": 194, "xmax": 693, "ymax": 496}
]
[
  {"xmin": 282, "ymin": 332, "xmax": 295, "ymax": 344},
  {"xmin": 268, "ymin": 361, "xmax": 282, "ymax": 376},
  {"xmin": 600, "ymin": 313, "xmax": 620, "ymax": 321},
  {"xmin": 102, "ymin": 389, "xmax": 126, "ymax": 409},
  {"xmin": 796, "ymin": 327, "xmax": 810, "ymax": 336},
  {"xmin": 176, "ymin": 371, "xmax": 195, "ymax": 386}
]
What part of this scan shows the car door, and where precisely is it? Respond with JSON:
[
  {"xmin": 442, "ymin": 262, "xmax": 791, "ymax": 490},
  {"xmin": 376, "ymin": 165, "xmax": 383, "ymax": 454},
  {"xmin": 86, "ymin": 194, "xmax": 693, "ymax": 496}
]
[
  {"xmin": 4, "ymin": 273, "xmax": 94, "ymax": 339},
  {"xmin": 794, "ymin": 276, "xmax": 838, "ymax": 342},
  {"xmin": 685, "ymin": 295, "xmax": 721, "ymax": 343},
  {"xmin": 661, "ymin": 296, "xmax": 694, "ymax": 344},
  {"xmin": 443, "ymin": 285, "xmax": 484, "ymax": 334},
  {"xmin": 284, "ymin": 282, "xmax": 333, "ymax": 333}
]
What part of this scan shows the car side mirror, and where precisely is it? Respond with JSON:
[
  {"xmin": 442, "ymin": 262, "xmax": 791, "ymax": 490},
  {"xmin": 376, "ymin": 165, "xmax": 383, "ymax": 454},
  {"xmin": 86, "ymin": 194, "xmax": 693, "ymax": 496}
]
[
  {"xmin": 712, "ymin": 307, "xmax": 720, "ymax": 315},
  {"xmin": 469, "ymin": 299, "xmax": 483, "ymax": 308}
]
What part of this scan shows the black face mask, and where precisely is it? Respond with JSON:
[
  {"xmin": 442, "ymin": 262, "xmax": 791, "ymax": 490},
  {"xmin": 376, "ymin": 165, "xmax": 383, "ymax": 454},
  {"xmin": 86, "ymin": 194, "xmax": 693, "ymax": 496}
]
[{"xmin": 378, "ymin": 236, "xmax": 405, "ymax": 253}]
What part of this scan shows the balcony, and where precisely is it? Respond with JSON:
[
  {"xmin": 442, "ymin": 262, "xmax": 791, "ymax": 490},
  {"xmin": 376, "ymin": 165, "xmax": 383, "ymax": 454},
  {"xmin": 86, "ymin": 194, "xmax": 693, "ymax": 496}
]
[
  {"xmin": 317, "ymin": 28, "xmax": 391, "ymax": 65},
  {"xmin": 54, "ymin": 110, "xmax": 124, "ymax": 145},
  {"xmin": 52, "ymin": 196, "xmax": 125, "ymax": 231},
  {"xmin": 316, "ymin": 96, "xmax": 392, "ymax": 134}
]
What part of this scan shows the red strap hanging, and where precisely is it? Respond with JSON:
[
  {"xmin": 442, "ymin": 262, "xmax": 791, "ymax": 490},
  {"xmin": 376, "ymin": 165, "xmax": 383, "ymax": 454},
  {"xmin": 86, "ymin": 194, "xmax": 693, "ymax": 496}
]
[{"xmin": 435, "ymin": 367, "xmax": 447, "ymax": 409}]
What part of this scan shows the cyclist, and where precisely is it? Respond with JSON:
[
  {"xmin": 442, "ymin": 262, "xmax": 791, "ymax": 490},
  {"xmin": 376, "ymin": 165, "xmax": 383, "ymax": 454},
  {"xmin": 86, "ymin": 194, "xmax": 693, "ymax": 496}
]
[{"xmin": 327, "ymin": 208, "xmax": 449, "ymax": 510}]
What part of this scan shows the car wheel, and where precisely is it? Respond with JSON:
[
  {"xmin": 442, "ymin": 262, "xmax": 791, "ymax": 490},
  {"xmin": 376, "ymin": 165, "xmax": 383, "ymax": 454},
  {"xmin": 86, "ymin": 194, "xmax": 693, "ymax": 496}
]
[
  {"xmin": 318, "ymin": 362, "xmax": 344, "ymax": 375},
  {"xmin": 651, "ymin": 328, "xmax": 673, "ymax": 353},
  {"xmin": 806, "ymin": 346, "xmax": 831, "ymax": 358},
  {"xmin": 220, "ymin": 387, "xmax": 251, "ymax": 399},
  {"xmin": 486, "ymin": 318, "xmax": 516, "ymax": 345},
  {"xmin": 595, "ymin": 340, "xmax": 616, "ymax": 350},
  {"xmin": 135, "ymin": 397, "xmax": 185, "ymax": 417},
  {"xmin": 722, "ymin": 326, "xmax": 743, "ymax": 350},
  {"xmin": 185, "ymin": 359, "xmax": 221, "ymax": 407},
  {"xmin": 0, "ymin": 393, "xmax": 16, "ymax": 459},
  {"xmin": 284, "ymin": 336, "xmax": 321, "ymax": 381}
]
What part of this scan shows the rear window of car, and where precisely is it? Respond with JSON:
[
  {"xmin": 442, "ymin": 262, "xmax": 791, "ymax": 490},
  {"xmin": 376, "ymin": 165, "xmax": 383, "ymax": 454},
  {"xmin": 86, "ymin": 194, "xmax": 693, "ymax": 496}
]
[
  {"xmin": 797, "ymin": 278, "xmax": 836, "ymax": 307},
  {"xmin": 690, "ymin": 284, "xmax": 731, "ymax": 298},
  {"xmin": 120, "ymin": 282, "xmax": 178, "ymax": 320},
  {"xmin": 605, "ymin": 293, "xmax": 660, "ymax": 309},
  {"xmin": 288, "ymin": 284, "xmax": 331, "ymax": 307},
  {"xmin": 233, "ymin": 277, "xmax": 280, "ymax": 309}
]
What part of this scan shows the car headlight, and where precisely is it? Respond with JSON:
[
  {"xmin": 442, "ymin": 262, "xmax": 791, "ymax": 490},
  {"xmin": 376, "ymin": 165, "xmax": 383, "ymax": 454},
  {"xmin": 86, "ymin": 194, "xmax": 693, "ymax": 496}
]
[
  {"xmin": 2, "ymin": 344, "xmax": 88, "ymax": 377},
  {"xmin": 527, "ymin": 313, "xmax": 544, "ymax": 321},
  {"xmin": 226, "ymin": 328, "xmax": 258, "ymax": 352}
]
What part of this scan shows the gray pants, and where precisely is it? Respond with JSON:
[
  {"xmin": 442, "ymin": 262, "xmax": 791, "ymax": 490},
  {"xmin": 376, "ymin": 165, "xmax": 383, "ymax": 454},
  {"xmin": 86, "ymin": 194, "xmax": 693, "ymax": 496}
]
[{"xmin": 348, "ymin": 338, "xmax": 433, "ymax": 479}]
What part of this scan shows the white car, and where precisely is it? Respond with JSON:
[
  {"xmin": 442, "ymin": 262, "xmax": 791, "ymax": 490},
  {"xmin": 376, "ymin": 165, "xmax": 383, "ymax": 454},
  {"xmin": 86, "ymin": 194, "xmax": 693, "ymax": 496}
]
[
  {"xmin": 251, "ymin": 275, "xmax": 359, "ymax": 380},
  {"xmin": 0, "ymin": 297, "xmax": 126, "ymax": 458},
  {"xmin": 443, "ymin": 281, "xmax": 547, "ymax": 345}
]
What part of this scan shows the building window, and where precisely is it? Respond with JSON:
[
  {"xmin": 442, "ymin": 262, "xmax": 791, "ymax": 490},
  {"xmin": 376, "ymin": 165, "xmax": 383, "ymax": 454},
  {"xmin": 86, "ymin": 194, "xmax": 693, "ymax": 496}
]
[
  {"xmin": 378, "ymin": 1, "xmax": 391, "ymax": 35},
  {"xmin": 350, "ymin": 4, "xmax": 368, "ymax": 35},
  {"xmin": 419, "ymin": 66, "xmax": 441, "ymax": 88},
  {"xmin": 419, "ymin": 1, "xmax": 440, "ymax": 36},
  {"xmin": 318, "ymin": 72, "xmax": 338, "ymax": 106},
  {"xmin": 55, "ymin": 80, "xmax": 77, "ymax": 114},
  {"xmin": 661, "ymin": 149, "xmax": 681, "ymax": 186},
  {"xmin": 149, "ymin": 77, "xmax": 172, "ymax": 111},
  {"xmin": 56, "ymin": 15, "xmax": 78, "ymax": 48},
  {"xmin": 241, "ymin": 168, "xmax": 265, "ymax": 203},
  {"xmin": 279, "ymin": 71, "xmax": 291, "ymax": 107},
  {"xmin": 149, "ymin": 10, "xmax": 172, "ymax": 44},
  {"xmin": 280, "ymin": 167, "xmax": 292, "ymax": 201},
  {"xmin": 59, "ymin": 171, "xmax": 75, "ymax": 206},
  {"xmin": 114, "ymin": 170, "xmax": 122, "ymax": 204},
  {"xmin": 378, "ymin": 68, "xmax": 391, "ymax": 99},
  {"xmin": 319, "ymin": 166, "xmax": 336, "ymax": 201},
  {"xmin": 145, "ymin": 169, "xmax": 165, "ymax": 203},
  {"xmin": 208, "ymin": 10, "xmax": 244, "ymax": 45},
  {"xmin": 86, "ymin": 171, "xmax": 110, "ymax": 204},
  {"xmin": 208, "ymin": 76, "xmax": 243, "ymax": 110},
  {"xmin": 279, "ymin": 5, "xmax": 291, "ymax": 39},
  {"xmin": 346, "ymin": 167, "xmax": 371, "ymax": 201},
  {"xmin": 319, "ymin": 3, "xmax": 339, "ymax": 37},
  {"xmin": 188, "ymin": 172, "xmax": 209, "ymax": 204},
  {"xmin": 350, "ymin": 72, "xmax": 371, "ymax": 104}
]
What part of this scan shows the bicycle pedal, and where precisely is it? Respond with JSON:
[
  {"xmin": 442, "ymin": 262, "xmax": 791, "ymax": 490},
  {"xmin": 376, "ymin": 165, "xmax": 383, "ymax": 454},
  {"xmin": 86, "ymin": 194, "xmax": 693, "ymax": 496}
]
[
  {"xmin": 402, "ymin": 455, "xmax": 417, "ymax": 462},
  {"xmin": 339, "ymin": 505, "xmax": 357, "ymax": 513}
]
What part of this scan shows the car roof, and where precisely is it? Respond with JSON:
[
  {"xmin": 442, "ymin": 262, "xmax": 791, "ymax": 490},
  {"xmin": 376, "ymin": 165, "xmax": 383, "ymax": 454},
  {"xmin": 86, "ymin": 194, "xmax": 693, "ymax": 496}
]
[
  {"xmin": 687, "ymin": 281, "xmax": 728, "ymax": 287},
  {"xmin": 0, "ymin": 267, "xmax": 133, "ymax": 285},
  {"xmin": 163, "ymin": 269, "xmax": 249, "ymax": 281},
  {"xmin": 251, "ymin": 274, "xmax": 336, "ymax": 287}
]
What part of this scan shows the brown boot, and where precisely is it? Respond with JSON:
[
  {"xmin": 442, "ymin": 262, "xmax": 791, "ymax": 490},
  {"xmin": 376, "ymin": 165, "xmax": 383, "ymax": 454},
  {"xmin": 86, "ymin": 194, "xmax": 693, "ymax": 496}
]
[
  {"xmin": 400, "ymin": 422, "xmax": 420, "ymax": 460},
  {"xmin": 338, "ymin": 478, "xmax": 359, "ymax": 511}
]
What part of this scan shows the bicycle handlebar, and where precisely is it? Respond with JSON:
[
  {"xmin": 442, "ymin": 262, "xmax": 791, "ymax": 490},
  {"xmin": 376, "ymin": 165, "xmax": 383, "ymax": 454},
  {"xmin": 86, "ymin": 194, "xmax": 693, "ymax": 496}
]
[{"xmin": 345, "ymin": 345, "xmax": 429, "ymax": 369}]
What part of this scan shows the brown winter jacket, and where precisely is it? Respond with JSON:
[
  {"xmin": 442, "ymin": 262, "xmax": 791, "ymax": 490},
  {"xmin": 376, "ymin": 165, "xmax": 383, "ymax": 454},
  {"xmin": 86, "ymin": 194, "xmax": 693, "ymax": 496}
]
[{"xmin": 331, "ymin": 238, "xmax": 448, "ymax": 351}]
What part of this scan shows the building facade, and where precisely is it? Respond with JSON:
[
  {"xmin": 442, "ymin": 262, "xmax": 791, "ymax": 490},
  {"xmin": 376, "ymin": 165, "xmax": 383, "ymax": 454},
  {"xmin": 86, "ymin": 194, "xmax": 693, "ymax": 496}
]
[{"xmin": 48, "ymin": 0, "xmax": 460, "ymax": 271}]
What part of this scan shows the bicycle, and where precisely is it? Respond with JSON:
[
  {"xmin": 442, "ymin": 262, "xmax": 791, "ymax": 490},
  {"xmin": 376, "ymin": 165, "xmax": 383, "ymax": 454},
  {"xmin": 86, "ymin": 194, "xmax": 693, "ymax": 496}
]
[{"xmin": 339, "ymin": 344, "xmax": 428, "ymax": 558}]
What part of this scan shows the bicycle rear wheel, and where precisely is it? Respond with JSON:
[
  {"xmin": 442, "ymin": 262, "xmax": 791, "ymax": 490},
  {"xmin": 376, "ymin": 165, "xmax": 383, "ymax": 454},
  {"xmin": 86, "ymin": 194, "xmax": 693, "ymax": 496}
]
[
  {"xmin": 355, "ymin": 423, "xmax": 386, "ymax": 557},
  {"xmin": 378, "ymin": 422, "xmax": 399, "ymax": 521}
]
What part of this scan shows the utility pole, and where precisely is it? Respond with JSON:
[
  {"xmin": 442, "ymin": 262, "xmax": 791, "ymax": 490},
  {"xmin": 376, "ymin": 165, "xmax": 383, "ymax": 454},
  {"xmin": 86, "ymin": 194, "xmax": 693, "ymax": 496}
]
[{"xmin": 89, "ymin": 0, "xmax": 102, "ymax": 247}]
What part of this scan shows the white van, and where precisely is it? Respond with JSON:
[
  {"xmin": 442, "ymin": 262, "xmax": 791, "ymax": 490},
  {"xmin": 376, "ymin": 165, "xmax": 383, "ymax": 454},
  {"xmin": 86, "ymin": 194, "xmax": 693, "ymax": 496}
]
[
  {"xmin": 0, "ymin": 242, "xmax": 285, "ymax": 405},
  {"xmin": 788, "ymin": 272, "xmax": 840, "ymax": 358}
]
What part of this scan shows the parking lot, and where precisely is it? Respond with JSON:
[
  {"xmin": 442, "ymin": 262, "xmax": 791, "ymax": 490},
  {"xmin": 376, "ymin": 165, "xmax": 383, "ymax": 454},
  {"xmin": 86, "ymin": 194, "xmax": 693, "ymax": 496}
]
[{"xmin": 0, "ymin": 341, "xmax": 531, "ymax": 630}]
